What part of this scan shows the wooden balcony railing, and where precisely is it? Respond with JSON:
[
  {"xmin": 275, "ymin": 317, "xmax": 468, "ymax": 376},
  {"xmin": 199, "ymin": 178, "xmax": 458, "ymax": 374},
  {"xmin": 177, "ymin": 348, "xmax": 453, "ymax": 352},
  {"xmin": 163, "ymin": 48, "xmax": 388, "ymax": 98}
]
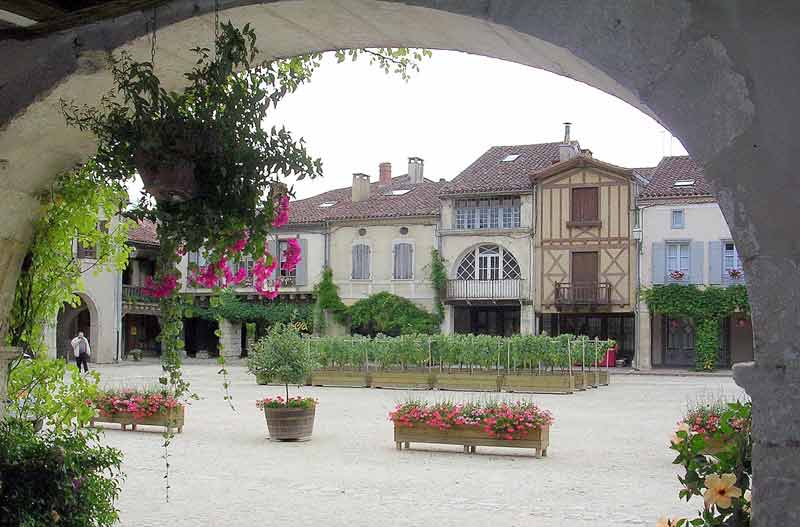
[
  {"xmin": 554, "ymin": 282, "xmax": 611, "ymax": 307},
  {"xmin": 445, "ymin": 279, "xmax": 525, "ymax": 301},
  {"xmin": 122, "ymin": 285, "xmax": 157, "ymax": 303}
]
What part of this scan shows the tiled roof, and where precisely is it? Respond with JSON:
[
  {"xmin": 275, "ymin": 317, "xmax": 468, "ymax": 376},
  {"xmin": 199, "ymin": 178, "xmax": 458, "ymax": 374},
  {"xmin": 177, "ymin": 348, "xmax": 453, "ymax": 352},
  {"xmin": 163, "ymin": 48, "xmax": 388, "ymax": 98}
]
[
  {"xmin": 288, "ymin": 174, "xmax": 445, "ymax": 224},
  {"xmin": 632, "ymin": 166, "xmax": 656, "ymax": 181},
  {"xmin": 639, "ymin": 156, "xmax": 714, "ymax": 201},
  {"xmin": 530, "ymin": 154, "xmax": 633, "ymax": 181},
  {"xmin": 127, "ymin": 219, "xmax": 159, "ymax": 246},
  {"xmin": 441, "ymin": 142, "xmax": 564, "ymax": 195}
]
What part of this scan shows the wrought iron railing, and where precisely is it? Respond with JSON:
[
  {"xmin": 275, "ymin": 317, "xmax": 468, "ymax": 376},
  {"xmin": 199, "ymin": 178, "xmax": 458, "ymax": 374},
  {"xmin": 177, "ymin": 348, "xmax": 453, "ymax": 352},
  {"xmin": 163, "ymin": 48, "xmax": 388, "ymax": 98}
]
[
  {"xmin": 554, "ymin": 282, "xmax": 611, "ymax": 306},
  {"xmin": 122, "ymin": 285, "xmax": 157, "ymax": 303},
  {"xmin": 445, "ymin": 279, "xmax": 525, "ymax": 300}
]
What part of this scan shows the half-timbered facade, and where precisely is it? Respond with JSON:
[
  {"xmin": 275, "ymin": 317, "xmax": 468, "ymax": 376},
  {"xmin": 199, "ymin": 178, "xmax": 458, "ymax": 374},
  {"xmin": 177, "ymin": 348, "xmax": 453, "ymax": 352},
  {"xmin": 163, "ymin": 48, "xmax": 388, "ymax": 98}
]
[{"xmin": 533, "ymin": 155, "xmax": 643, "ymax": 360}]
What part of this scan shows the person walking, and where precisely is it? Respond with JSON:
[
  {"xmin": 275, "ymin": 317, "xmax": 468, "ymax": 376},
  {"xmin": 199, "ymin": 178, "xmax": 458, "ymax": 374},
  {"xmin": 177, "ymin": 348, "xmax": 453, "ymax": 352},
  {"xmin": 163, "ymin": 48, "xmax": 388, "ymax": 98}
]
[{"xmin": 70, "ymin": 331, "xmax": 91, "ymax": 373}]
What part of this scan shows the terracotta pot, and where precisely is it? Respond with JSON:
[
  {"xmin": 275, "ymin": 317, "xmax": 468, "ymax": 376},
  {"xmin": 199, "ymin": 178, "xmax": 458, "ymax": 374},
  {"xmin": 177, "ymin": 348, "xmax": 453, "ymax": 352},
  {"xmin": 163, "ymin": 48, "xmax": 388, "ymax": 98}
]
[
  {"xmin": 264, "ymin": 406, "xmax": 316, "ymax": 441},
  {"xmin": 134, "ymin": 149, "xmax": 197, "ymax": 202}
]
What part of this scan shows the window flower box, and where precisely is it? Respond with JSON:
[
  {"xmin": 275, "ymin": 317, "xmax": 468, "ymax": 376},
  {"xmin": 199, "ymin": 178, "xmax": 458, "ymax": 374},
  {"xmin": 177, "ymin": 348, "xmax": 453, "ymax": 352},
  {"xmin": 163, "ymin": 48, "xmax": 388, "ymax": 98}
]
[{"xmin": 669, "ymin": 270, "xmax": 686, "ymax": 281}]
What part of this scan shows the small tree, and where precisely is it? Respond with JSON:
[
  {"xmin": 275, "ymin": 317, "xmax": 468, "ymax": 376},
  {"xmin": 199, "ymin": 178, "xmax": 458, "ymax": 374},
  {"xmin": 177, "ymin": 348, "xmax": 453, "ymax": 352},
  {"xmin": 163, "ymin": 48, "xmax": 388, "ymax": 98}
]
[{"xmin": 247, "ymin": 323, "xmax": 315, "ymax": 404}]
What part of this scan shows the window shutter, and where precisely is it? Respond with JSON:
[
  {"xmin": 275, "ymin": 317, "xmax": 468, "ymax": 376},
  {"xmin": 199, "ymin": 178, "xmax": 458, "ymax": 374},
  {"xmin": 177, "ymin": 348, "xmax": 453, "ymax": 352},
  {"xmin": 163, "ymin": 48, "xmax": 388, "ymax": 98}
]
[
  {"xmin": 352, "ymin": 244, "xmax": 370, "ymax": 280},
  {"xmin": 352, "ymin": 245, "xmax": 359, "ymax": 279},
  {"xmin": 393, "ymin": 243, "xmax": 413, "ymax": 280},
  {"xmin": 652, "ymin": 242, "xmax": 666, "ymax": 284},
  {"xmin": 295, "ymin": 239, "xmax": 308, "ymax": 286},
  {"xmin": 708, "ymin": 241, "xmax": 723, "ymax": 285},
  {"xmin": 690, "ymin": 241, "xmax": 705, "ymax": 284}
]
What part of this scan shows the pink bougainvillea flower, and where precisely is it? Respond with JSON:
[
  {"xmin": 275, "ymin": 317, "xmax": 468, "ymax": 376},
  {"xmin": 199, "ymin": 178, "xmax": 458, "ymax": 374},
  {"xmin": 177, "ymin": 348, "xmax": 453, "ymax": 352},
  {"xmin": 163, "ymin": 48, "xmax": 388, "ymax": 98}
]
[
  {"xmin": 230, "ymin": 230, "xmax": 249, "ymax": 253},
  {"xmin": 272, "ymin": 195, "xmax": 290, "ymax": 228},
  {"xmin": 143, "ymin": 274, "xmax": 178, "ymax": 298},
  {"xmin": 282, "ymin": 238, "xmax": 302, "ymax": 272}
]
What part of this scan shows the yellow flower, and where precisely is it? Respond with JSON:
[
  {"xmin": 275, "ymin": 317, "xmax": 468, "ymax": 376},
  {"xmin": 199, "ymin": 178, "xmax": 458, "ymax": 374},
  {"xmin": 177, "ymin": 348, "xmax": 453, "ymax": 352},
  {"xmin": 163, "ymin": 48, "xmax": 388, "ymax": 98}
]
[
  {"xmin": 670, "ymin": 422, "xmax": 691, "ymax": 445},
  {"xmin": 703, "ymin": 473, "xmax": 743, "ymax": 509},
  {"xmin": 656, "ymin": 517, "xmax": 683, "ymax": 527}
]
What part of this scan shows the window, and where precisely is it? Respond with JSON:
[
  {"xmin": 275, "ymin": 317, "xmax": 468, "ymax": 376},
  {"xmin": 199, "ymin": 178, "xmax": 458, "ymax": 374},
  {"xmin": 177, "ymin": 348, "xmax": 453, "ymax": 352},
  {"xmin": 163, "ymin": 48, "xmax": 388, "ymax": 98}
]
[
  {"xmin": 632, "ymin": 208, "xmax": 641, "ymax": 230},
  {"xmin": 570, "ymin": 187, "xmax": 599, "ymax": 223},
  {"xmin": 351, "ymin": 244, "xmax": 371, "ymax": 280},
  {"xmin": 454, "ymin": 198, "xmax": 521, "ymax": 230},
  {"xmin": 393, "ymin": 242, "xmax": 413, "ymax": 280},
  {"xmin": 456, "ymin": 244, "xmax": 521, "ymax": 280},
  {"xmin": 501, "ymin": 154, "xmax": 520, "ymax": 162},
  {"xmin": 319, "ymin": 201, "xmax": 337, "ymax": 208},
  {"xmin": 76, "ymin": 221, "xmax": 107, "ymax": 259},
  {"xmin": 674, "ymin": 180, "xmax": 695, "ymax": 187},
  {"xmin": 724, "ymin": 242, "xmax": 742, "ymax": 272},
  {"xmin": 279, "ymin": 240, "xmax": 296, "ymax": 279},
  {"xmin": 671, "ymin": 209, "xmax": 685, "ymax": 229},
  {"xmin": 390, "ymin": 189, "xmax": 411, "ymax": 196},
  {"xmin": 666, "ymin": 243, "xmax": 690, "ymax": 278}
]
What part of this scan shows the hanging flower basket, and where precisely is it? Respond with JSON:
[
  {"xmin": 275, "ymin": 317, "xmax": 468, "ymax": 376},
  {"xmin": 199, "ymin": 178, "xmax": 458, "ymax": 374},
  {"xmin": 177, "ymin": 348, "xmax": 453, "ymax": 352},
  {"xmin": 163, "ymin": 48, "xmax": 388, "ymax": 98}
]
[{"xmin": 134, "ymin": 149, "xmax": 197, "ymax": 202}]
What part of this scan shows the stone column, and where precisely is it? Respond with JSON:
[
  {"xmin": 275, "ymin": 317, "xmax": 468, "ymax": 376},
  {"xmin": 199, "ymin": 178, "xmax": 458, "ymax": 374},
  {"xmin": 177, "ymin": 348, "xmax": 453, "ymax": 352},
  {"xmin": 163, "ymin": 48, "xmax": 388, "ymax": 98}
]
[
  {"xmin": 440, "ymin": 305, "xmax": 454, "ymax": 335},
  {"xmin": 733, "ymin": 261, "xmax": 800, "ymax": 527},
  {"xmin": 323, "ymin": 310, "xmax": 348, "ymax": 337},
  {"xmin": 218, "ymin": 319, "xmax": 242, "ymax": 359},
  {"xmin": 519, "ymin": 304, "xmax": 536, "ymax": 335},
  {"xmin": 0, "ymin": 347, "xmax": 21, "ymax": 418},
  {"xmin": 636, "ymin": 304, "xmax": 652, "ymax": 370}
]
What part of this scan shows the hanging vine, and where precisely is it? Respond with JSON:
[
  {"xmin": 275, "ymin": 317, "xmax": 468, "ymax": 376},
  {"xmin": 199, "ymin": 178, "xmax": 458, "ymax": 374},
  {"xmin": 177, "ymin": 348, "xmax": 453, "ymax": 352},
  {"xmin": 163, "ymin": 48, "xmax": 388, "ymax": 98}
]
[
  {"xmin": 429, "ymin": 249, "xmax": 447, "ymax": 324},
  {"xmin": 641, "ymin": 284, "xmax": 750, "ymax": 371}
]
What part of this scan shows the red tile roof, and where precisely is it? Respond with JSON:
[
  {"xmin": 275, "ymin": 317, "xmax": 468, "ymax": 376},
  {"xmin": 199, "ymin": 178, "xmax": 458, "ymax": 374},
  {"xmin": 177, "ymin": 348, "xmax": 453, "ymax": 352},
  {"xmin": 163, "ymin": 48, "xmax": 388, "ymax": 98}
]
[
  {"xmin": 287, "ymin": 174, "xmax": 445, "ymax": 224},
  {"xmin": 530, "ymin": 154, "xmax": 634, "ymax": 181},
  {"xmin": 441, "ymin": 143, "xmax": 565, "ymax": 195},
  {"xmin": 127, "ymin": 219, "xmax": 159, "ymax": 246},
  {"xmin": 638, "ymin": 155, "xmax": 714, "ymax": 201}
]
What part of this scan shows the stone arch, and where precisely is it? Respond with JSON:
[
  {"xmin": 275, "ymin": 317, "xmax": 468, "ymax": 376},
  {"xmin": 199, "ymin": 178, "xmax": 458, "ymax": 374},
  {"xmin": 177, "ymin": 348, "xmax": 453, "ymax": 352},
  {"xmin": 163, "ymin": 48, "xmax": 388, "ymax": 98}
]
[
  {"xmin": 55, "ymin": 292, "xmax": 100, "ymax": 362},
  {"xmin": 1, "ymin": 2, "xmax": 798, "ymax": 522}
]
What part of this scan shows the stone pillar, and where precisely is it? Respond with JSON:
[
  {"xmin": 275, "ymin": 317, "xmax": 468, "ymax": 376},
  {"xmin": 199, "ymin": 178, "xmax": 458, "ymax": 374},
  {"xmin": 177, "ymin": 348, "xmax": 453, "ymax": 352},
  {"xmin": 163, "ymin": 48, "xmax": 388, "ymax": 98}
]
[
  {"xmin": 323, "ymin": 310, "xmax": 348, "ymax": 337},
  {"xmin": 440, "ymin": 305, "xmax": 454, "ymax": 335},
  {"xmin": 636, "ymin": 304, "xmax": 652, "ymax": 370},
  {"xmin": 519, "ymin": 304, "xmax": 536, "ymax": 335},
  {"xmin": 0, "ymin": 347, "xmax": 21, "ymax": 419},
  {"xmin": 733, "ymin": 262, "xmax": 800, "ymax": 527},
  {"xmin": 218, "ymin": 319, "xmax": 242, "ymax": 359}
]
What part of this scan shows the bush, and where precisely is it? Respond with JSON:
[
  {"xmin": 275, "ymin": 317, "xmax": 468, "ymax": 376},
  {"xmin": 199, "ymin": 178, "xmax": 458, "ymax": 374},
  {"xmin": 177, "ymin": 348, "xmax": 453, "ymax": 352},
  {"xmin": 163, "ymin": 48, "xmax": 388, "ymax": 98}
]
[
  {"xmin": 0, "ymin": 419, "xmax": 124, "ymax": 527},
  {"xmin": 349, "ymin": 292, "xmax": 439, "ymax": 336},
  {"xmin": 247, "ymin": 323, "xmax": 316, "ymax": 401},
  {"xmin": 664, "ymin": 400, "xmax": 752, "ymax": 527}
]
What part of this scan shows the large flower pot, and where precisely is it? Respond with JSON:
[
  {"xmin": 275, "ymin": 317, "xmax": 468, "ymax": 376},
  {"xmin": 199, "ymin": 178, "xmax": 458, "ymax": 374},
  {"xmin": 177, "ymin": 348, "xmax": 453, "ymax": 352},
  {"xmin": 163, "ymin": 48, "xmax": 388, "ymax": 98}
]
[{"xmin": 264, "ymin": 406, "xmax": 316, "ymax": 441}]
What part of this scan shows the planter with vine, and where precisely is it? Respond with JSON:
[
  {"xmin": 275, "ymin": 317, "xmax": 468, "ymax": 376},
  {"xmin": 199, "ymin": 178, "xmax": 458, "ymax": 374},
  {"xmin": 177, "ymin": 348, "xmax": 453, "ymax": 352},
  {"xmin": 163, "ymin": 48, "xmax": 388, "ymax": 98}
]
[
  {"xmin": 390, "ymin": 401, "xmax": 553, "ymax": 457},
  {"xmin": 370, "ymin": 370, "xmax": 436, "ymax": 390},
  {"xmin": 248, "ymin": 323, "xmax": 318, "ymax": 441}
]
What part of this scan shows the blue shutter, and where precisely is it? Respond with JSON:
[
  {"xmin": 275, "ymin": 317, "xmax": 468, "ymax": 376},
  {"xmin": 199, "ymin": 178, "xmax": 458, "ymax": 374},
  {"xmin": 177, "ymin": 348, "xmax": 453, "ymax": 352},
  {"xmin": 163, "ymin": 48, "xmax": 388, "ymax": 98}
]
[
  {"xmin": 652, "ymin": 242, "xmax": 666, "ymax": 284},
  {"xmin": 295, "ymin": 239, "xmax": 308, "ymax": 286},
  {"xmin": 690, "ymin": 241, "xmax": 705, "ymax": 284},
  {"xmin": 708, "ymin": 241, "xmax": 722, "ymax": 285}
]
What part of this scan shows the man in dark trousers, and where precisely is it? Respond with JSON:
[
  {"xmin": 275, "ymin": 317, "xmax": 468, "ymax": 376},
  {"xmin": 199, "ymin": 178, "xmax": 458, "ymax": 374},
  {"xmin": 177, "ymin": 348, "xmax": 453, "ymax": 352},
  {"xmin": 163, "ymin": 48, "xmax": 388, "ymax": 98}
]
[{"xmin": 70, "ymin": 331, "xmax": 91, "ymax": 373}]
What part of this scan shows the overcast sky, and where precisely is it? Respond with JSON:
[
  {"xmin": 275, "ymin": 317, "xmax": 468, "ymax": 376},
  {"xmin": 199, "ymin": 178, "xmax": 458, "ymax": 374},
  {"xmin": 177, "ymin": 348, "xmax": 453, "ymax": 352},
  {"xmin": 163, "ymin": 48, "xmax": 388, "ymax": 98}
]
[{"xmin": 128, "ymin": 50, "xmax": 686, "ymax": 202}]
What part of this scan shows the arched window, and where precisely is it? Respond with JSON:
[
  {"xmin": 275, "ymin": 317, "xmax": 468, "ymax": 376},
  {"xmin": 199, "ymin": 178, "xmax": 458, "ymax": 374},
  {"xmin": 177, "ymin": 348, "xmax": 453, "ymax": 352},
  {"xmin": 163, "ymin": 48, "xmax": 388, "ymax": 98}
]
[{"xmin": 455, "ymin": 244, "xmax": 521, "ymax": 280}]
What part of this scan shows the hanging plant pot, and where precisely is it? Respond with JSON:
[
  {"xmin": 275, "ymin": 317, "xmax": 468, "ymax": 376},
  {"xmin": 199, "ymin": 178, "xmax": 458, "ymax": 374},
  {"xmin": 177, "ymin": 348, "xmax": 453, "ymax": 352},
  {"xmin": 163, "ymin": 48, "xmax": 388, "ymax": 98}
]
[{"xmin": 134, "ymin": 149, "xmax": 197, "ymax": 203}]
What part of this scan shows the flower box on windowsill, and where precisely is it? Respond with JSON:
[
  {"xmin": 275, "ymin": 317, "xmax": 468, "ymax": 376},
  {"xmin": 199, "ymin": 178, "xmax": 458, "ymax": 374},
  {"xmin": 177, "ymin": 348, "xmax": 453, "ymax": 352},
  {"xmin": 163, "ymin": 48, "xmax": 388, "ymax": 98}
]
[
  {"xmin": 669, "ymin": 270, "xmax": 687, "ymax": 281},
  {"xmin": 394, "ymin": 423, "xmax": 550, "ymax": 458},
  {"xmin": 566, "ymin": 220, "xmax": 602, "ymax": 229}
]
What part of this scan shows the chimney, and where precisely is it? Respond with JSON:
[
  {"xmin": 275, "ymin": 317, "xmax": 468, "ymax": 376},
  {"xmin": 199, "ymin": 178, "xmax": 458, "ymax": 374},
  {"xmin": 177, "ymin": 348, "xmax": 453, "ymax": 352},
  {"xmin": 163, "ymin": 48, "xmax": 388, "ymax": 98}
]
[
  {"xmin": 379, "ymin": 162, "xmax": 392, "ymax": 186},
  {"xmin": 559, "ymin": 122, "xmax": 578, "ymax": 162},
  {"xmin": 408, "ymin": 157, "xmax": 424, "ymax": 184},
  {"xmin": 352, "ymin": 173, "xmax": 370, "ymax": 202}
]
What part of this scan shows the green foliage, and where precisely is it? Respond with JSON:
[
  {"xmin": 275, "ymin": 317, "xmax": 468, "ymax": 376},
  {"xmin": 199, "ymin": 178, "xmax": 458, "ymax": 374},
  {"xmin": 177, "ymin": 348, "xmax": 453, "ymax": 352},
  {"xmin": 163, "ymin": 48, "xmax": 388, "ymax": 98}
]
[
  {"xmin": 7, "ymin": 163, "xmax": 132, "ymax": 353},
  {"xmin": 669, "ymin": 401, "xmax": 752, "ymax": 526},
  {"xmin": 0, "ymin": 419, "xmax": 124, "ymax": 527},
  {"xmin": 429, "ymin": 249, "xmax": 447, "ymax": 323},
  {"xmin": 7, "ymin": 357, "xmax": 100, "ymax": 432},
  {"xmin": 349, "ymin": 292, "xmax": 439, "ymax": 336},
  {"xmin": 642, "ymin": 284, "xmax": 750, "ymax": 371},
  {"xmin": 185, "ymin": 289, "xmax": 312, "ymax": 327},
  {"xmin": 313, "ymin": 267, "xmax": 349, "ymax": 331},
  {"xmin": 247, "ymin": 323, "xmax": 316, "ymax": 386},
  {"xmin": 309, "ymin": 333, "xmax": 615, "ymax": 372}
]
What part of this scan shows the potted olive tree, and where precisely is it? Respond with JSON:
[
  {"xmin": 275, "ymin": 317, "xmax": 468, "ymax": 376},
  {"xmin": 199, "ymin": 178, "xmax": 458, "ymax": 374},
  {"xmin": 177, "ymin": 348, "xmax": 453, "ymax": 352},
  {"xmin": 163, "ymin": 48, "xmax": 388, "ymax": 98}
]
[{"xmin": 247, "ymin": 323, "xmax": 317, "ymax": 441}]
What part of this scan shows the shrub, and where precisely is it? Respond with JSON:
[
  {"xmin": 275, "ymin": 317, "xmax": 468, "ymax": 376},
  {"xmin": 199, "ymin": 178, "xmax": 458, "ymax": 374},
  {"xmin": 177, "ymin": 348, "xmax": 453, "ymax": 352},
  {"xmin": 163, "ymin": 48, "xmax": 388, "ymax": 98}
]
[
  {"xmin": 664, "ymin": 400, "xmax": 752, "ymax": 527},
  {"xmin": 349, "ymin": 292, "xmax": 438, "ymax": 336},
  {"xmin": 247, "ymin": 323, "xmax": 316, "ymax": 402},
  {"xmin": 0, "ymin": 419, "xmax": 124, "ymax": 526}
]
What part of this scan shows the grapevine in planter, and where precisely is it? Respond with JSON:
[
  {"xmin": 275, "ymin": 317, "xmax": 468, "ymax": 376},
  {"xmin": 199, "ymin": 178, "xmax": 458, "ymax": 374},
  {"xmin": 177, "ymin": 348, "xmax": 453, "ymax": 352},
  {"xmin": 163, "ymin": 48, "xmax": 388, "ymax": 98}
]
[{"xmin": 248, "ymin": 323, "xmax": 318, "ymax": 441}]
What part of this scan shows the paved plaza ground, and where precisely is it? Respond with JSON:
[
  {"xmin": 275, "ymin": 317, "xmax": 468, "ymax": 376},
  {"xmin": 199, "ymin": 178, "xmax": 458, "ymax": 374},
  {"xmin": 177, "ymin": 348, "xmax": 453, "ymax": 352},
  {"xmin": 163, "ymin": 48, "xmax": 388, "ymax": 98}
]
[{"xmin": 92, "ymin": 361, "xmax": 746, "ymax": 527}]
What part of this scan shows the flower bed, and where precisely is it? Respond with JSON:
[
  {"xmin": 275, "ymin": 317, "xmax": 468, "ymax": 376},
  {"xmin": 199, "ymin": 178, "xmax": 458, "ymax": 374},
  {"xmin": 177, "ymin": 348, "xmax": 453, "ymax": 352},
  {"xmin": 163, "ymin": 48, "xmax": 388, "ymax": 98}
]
[
  {"xmin": 389, "ymin": 401, "xmax": 553, "ymax": 457},
  {"xmin": 88, "ymin": 388, "xmax": 184, "ymax": 432}
]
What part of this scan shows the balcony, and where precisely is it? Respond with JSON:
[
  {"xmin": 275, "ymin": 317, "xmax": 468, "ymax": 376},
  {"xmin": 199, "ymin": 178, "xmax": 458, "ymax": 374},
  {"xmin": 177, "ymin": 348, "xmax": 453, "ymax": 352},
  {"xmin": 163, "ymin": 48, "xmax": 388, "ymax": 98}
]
[
  {"xmin": 122, "ymin": 284, "xmax": 160, "ymax": 316},
  {"xmin": 554, "ymin": 282, "xmax": 611, "ymax": 308},
  {"xmin": 123, "ymin": 285, "xmax": 158, "ymax": 303},
  {"xmin": 445, "ymin": 279, "xmax": 526, "ymax": 302}
]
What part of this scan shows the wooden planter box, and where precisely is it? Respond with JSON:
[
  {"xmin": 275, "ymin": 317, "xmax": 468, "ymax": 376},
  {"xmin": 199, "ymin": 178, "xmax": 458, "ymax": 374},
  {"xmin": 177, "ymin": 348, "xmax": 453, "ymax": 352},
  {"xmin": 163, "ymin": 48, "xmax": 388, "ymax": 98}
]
[
  {"xmin": 579, "ymin": 369, "xmax": 610, "ymax": 388},
  {"xmin": 310, "ymin": 370, "xmax": 369, "ymax": 388},
  {"xmin": 394, "ymin": 423, "xmax": 549, "ymax": 457},
  {"xmin": 435, "ymin": 372, "xmax": 502, "ymax": 392},
  {"xmin": 371, "ymin": 371, "xmax": 435, "ymax": 389},
  {"xmin": 90, "ymin": 406, "xmax": 185, "ymax": 433},
  {"xmin": 504, "ymin": 374, "xmax": 577, "ymax": 394}
]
